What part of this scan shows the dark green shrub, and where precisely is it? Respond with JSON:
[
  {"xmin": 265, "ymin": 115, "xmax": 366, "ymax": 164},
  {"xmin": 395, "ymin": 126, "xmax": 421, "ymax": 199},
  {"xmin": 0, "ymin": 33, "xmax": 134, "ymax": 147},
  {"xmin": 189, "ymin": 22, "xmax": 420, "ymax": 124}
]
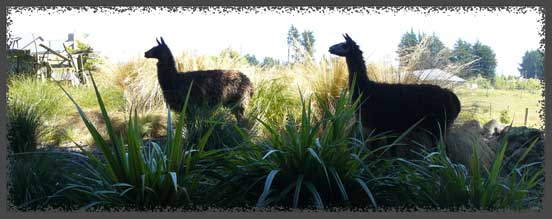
[
  {"xmin": 8, "ymin": 149, "xmax": 87, "ymax": 210},
  {"xmin": 8, "ymin": 99, "xmax": 45, "ymax": 153}
]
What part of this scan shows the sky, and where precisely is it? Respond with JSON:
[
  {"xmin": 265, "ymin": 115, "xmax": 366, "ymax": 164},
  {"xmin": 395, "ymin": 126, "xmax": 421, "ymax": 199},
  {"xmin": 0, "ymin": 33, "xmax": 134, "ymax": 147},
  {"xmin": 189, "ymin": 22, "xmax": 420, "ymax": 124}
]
[{"xmin": 8, "ymin": 7, "xmax": 543, "ymax": 77}]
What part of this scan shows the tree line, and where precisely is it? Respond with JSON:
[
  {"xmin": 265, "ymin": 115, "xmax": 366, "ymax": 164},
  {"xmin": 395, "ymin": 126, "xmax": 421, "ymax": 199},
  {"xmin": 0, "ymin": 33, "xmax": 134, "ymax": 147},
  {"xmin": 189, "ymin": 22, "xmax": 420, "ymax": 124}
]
[
  {"xmin": 397, "ymin": 29, "xmax": 543, "ymax": 80},
  {"xmin": 397, "ymin": 29, "xmax": 498, "ymax": 81},
  {"xmin": 245, "ymin": 26, "xmax": 543, "ymax": 80}
]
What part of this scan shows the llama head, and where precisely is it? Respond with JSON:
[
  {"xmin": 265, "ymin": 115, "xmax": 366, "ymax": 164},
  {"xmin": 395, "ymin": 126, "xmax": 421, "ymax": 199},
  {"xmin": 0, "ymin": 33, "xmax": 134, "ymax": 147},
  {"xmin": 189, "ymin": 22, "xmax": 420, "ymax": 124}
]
[
  {"xmin": 329, "ymin": 34, "xmax": 359, "ymax": 57},
  {"xmin": 144, "ymin": 37, "xmax": 171, "ymax": 60}
]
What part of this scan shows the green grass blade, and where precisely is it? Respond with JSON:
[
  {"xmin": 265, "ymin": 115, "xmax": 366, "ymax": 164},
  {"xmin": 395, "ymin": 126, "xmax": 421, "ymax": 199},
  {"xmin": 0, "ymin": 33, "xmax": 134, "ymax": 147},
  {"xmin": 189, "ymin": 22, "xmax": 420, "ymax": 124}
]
[
  {"xmin": 169, "ymin": 81, "xmax": 194, "ymax": 171},
  {"xmin": 470, "ymin": 143, "xmax": 481, "ymax": 206},
  {"xmin": 356, "ymin": 178, "xmax": 377, "ymax": 208},
  {"xmin": 329, "ymin": 167, "xmax": 349, "ymax": 202},
  {"xmin": 166, "ymin": 106, "xmax": 173, "ymax": 153},
  {"xmin": 513, "ymin": 137, "xmax": 540, "ymax": 169},
  {"xmin": 307, "ymin": 148, "xmax": 331, "ymax": 189},
  {"xmin": 293, "ymin": 174, "xmax": 304, "ymax": 208},
  {"xmin": 305, "ymin": 181, "xmax": 324, "ymax": 209},
  {"xmin": 526, "ymin": 169, "xmax": 544, "ymax": 189},
  {"xmin": 262, "ymin": 149, "xmax": 281, "ymax": 160},
  {"xmin": 169, "ymin": 172, "xmax": 178, "ymax": 192},
  {"xmin": 56, "ymin": 82, "xmax": 120, "ymax": 181},
  {"xmin": 196, "ymin": 123, "xmax": 216, "ymax": 153},
  {"xmin": 257, "ymin": 169, "xmax": 280, "ymax": 208},
  {"xmin": 481, "ymin": 136, "xmax": 509, "ymax": 208},
  {"xmin": 88, "ymin": 71, "xmax": 125, "ymax": 174}
]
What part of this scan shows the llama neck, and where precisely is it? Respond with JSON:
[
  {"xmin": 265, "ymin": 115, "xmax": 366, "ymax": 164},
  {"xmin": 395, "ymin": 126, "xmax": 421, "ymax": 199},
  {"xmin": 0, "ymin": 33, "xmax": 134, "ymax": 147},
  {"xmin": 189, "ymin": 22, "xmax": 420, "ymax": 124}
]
[
  {"xmin": 157, "ymin": 52, "xmax": 178, "ymax": 91},
  {"xmin": 345, "ymin": 51, "xmax": 371, "ymax": 97}
]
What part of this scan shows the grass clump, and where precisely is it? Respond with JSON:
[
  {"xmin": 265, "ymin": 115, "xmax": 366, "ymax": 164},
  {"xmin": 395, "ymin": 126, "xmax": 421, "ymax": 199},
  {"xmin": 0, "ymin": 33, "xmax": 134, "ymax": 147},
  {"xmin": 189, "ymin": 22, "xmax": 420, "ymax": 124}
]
[
  {"xmin": 54, "ymin": 74, "xmax": 232, "ymax": 210},
  {"xmin": 236, "ymin": 90, "xmax": 378, "ymax": 209},
  {"xmin": 7, "ymin": 98, "xmax": 45, "ymax": 153},
  {"xmin": 247, "ymin": 77, "xmax": 302, "ymax": 137},
  {"xmin": 8, "ymin": 75, "xmax": 125, "ymax": 144}
]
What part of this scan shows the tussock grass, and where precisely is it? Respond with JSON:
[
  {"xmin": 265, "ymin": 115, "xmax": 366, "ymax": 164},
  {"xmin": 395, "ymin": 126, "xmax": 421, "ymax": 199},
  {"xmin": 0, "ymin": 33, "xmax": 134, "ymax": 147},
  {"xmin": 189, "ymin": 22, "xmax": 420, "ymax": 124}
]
[
  {"xmin": 7, "ymin": 98, "xmax": 45, "ymax": 153},
  {"xmin": 7, "ymin": 75, "xmax": 125, "ymax": 145}
]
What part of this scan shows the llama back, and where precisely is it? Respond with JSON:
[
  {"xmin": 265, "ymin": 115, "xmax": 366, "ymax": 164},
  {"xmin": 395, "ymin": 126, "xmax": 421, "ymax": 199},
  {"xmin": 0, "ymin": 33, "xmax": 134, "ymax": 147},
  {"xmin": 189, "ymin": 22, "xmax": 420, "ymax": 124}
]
[
  {"xmin": 168, "ymin": 70, "xmax": 252, "ymax": 111},
  {"xmin": 361, "ymin": 82, "xmax": 459, "ymax": 134}
]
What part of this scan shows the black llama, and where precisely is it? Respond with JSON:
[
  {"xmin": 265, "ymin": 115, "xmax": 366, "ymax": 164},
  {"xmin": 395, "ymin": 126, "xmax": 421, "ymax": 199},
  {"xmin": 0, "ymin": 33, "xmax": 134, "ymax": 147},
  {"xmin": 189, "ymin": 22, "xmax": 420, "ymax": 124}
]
[
  {"xmin": 329, "ymin": 34, "xmax": 461, "ymax": 145},
  {"xmin": 145, "ymin": 37, "xmax": 254, "ymax": 123}
]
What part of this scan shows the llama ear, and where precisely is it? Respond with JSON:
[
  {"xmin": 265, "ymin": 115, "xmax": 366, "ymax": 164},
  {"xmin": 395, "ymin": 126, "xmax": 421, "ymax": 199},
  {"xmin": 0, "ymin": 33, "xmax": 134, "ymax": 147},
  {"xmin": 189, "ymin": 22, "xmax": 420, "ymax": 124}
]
[
  {"xmin": 156, "ymin": 38, "xmax": 161, "ymax": 45},
  {"xmin": 344, "ymin": 33, "xmax": 352, "ymax": 42},
  {"xmin": 160, "ymin": 37, "xmax": 166, "ymax": 45}
]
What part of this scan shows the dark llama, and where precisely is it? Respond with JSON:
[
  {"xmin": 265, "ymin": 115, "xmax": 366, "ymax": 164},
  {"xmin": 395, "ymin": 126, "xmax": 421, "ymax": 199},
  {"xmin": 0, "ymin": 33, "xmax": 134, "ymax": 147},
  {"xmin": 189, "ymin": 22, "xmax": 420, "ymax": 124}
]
[
  {"xmin": 329, "ymin": 34, "xmax": 461, "ymax": 149},
  {"xmin": 145, "ymin": 37, "xmax": 254, "ymax": 123}
]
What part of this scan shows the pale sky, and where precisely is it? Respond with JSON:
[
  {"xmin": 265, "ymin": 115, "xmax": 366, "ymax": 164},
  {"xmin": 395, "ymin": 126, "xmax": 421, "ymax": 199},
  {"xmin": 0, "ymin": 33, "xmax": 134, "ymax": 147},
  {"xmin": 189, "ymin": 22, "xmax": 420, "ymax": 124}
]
[{"xmin": 8, "ymin": 7, "xmax": 543, "ymax": 76}]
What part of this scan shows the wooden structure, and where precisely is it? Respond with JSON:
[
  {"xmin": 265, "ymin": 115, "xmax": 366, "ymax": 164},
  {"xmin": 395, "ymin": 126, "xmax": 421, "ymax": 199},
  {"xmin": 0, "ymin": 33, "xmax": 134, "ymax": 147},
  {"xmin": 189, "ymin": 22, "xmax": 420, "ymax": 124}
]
[
  {"xmin": 35, "ymin": 43, "xmax": 93, "ymax": 86},
  {"xmin": 8, "ymin": 33, "xmax": 94, "ymax": 86}
]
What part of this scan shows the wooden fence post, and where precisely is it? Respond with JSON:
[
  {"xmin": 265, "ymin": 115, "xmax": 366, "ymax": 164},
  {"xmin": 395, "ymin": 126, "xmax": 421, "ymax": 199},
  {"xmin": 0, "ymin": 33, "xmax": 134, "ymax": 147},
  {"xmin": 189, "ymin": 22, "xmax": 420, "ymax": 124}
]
[{"xmin": 524, "ymin": 108, "xmax": 529, "ymax": 126}]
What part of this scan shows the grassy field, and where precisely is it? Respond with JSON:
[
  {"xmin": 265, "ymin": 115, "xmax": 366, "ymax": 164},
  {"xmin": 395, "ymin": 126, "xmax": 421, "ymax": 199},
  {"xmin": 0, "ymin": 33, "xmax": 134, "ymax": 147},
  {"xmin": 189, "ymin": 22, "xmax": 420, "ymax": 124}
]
[
  {"xmin": 6, "ymin": 51, "xmax": 545, "ymax": 211},
  {"xmin": 454, "ymin": 87, "xmax": 543, "ymax": 128}
]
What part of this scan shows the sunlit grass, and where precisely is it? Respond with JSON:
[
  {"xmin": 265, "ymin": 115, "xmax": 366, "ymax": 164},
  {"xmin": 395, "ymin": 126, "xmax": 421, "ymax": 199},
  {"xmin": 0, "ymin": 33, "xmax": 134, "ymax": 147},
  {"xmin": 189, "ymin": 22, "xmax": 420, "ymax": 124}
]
[{"xmin": 454, "ymin": 87, "xmax": 543, "ymax": 128}]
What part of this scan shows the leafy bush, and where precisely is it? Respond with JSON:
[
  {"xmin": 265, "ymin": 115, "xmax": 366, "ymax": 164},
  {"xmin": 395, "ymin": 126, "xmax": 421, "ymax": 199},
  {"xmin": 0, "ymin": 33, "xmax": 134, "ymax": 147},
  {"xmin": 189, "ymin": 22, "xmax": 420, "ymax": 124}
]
[{"xmin": 500, "ymin": 110, "xmax": 512, "ymax": 124}]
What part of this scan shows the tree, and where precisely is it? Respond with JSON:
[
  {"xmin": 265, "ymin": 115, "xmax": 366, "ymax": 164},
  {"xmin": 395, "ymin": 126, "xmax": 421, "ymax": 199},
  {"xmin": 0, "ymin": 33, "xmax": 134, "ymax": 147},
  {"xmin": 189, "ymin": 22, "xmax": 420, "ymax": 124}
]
[
  {"xmin": 74, "ymin": 40, "xmax": 100, "ymax": 72},
  {"xmin": 471, "ymin": 41, "xmax": 497, "ymax": 81},
  {"xmin": 397, "ymin": 30, "xmax": 449, "ymax": 70},
  {"xmin": 218, "ymin": 48, "xmax": 249, "ymax": 66},
  {"xmin": 519, "ymin": 50, "xmax": 544, "ymax": 79},
  {"xmin": 286, "ymin": 25, "xmax": 316, "ymax": 63},
  {"xmin": 422, "ymin": 33, "xmax": 448, "ymax": 69},
  {"xmin": 287, "ymin": 25, "xmax": 301, "ymax": 63},
  {"xmin": 450, "ymin": 39, "xmax": 474, "ymax": 63},
  {"xmin": 449, "ymin": 39, "xmax": 476, "ymax": 77},
  {"xmin": 427, "ymin": 33, "xmax": 445, "ymax": 56},
  {"xmin": 300, "ymin": 30, "xmax": 316, "ymax": 59},
  {"xmin": 220, "ymin": 48, "xmax": 242, "ymax": 60},
  {"xmin": 261, "ymin": 57, "xmax": 281, "ymax": 68},
  {"xmin": 244, "ymin": 54, "xmax": 259, "ymax": 66},
  {"xmin": 449, "ymin": 39, "xmax": 497, "ymax": 80},
  {"xmin": 397, "ymin": 29, "xmax": 419, "ymax": 68}
]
